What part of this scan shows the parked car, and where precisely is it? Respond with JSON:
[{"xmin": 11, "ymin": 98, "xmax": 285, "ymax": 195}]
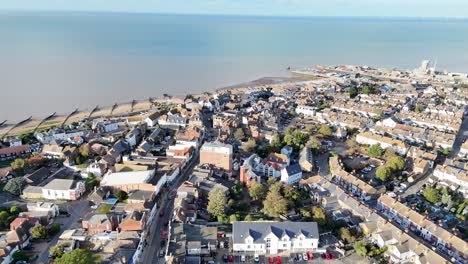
[
  {"xmin": 223, "ymin": 255, "xmax": 228, "ymax": 262},
  {"xmin": 302, "ymin": 253, "xmax": 308, "ymax": 261},
  {"xmin": 240, "ymin": 255, "xmax": 246, "ymax": 262},
  {"xmin": 298, "ymin": 254, "xmax": 303, "ymax": 261},
  {"xmin": 159, "ymin": 210, "xmax": 164, "ymax": 217},
  {"xmin": 276, "ymin": 256, "xmax": 281, "ymax": 264},
  {"xmin": 228, "ymin": 255, "xmax": 234, "ymax": 262},
  {"xmin": 268, "ymin": 256, "xmax": 274, "ymax": 263},
  {"xmin": 254, "ymin": 254, "xmax": 260, "ymax": 263},
  {"xmin": 306, "ymin": 252, "xmax": 312, "ymax": 260}
]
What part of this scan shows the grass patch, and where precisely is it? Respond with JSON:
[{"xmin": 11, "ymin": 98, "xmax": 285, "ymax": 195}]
[{"xmin": 97, "ymin": 204, "xmax": 113, "ymax": 214}]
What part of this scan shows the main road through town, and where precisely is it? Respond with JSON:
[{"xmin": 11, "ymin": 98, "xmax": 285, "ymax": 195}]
[{"xmin": 139, "ymin": 153, "xmax": 200, "ymax": 264}]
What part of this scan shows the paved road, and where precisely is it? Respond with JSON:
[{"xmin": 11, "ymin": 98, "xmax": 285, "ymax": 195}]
[
  {"xmin": 35, "ymin": 200, "xmax": 90, "ymax": 264},
  {"xmin": 139, "ymin": 153, "xmax": 200, "ymax": 264}
]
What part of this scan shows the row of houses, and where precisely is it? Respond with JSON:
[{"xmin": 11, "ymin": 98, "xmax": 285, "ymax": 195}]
[
  {"xmin": 377, "ymin": 194, "xmax": 467, "ymax": 263},
  {"xmin": 329, "ymin": 156, "xmax": 384, "ymax": 201}
]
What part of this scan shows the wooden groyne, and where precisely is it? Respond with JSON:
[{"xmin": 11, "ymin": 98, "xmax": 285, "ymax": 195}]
[
  {"xmin": 61, "ymin": 109, "xmax": 79, "ymax": 128},
  {"xmin": 33, "ymin": 112, "xmax": 56, "ymax": 133},
  {"xmin": 1, "ymin": 116, "xmax": 32, "ymax": 139}
]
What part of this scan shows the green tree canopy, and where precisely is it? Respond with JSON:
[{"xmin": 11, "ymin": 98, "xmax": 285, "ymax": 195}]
[
  {"xmin": 31, "ymin": 225, "xmax": 48, "ymax": 239},
  {"xmin": 11, "ymin": 158, "xmax": 26, "ymax": 173},
  {"xmin": 312, "ymin": 206, "xmax": 327, "ymax": 226},
  {"xmin": 234, "ymin": 128, "xmax": 245, "ymax": 141},
  {"xmin": 354, "ymin": 241, "xmax": 368, "ymax": 256},
  {"xmin": 375, "ymin": 166, "xmax": 392, "ymax": 181},
  {"xmin": 306, "ymin": 136, "xmax": 322, "ymax": 152},
  {"xmin": 55, "ymin": 249, "xmax": 99, "ymax": 264},
  {"xmin": 50, "ymin": 245, "xmax": 65, "ymax": 259},
  {"xmin": 244, "ymin": 215, "xmax": 255, "ymax": 221},
  {"xmin": 386, "ymin": 156, "xmax": 405, "ymax": 171},
  {"xmin": 263, "ymin": 185, "xmax": 288, "ymax": 217},
  {"xmin": 367, "ymin": 144, "xmax": 384, "ymax": 158},
  {"xmin": 349, "ymin": 86, "xmax": 358, "ymax": 98},
  {"xmin": 248, "ymin": 181, "xmax": 266, "ymax": 201},
  {"xmin": 318, "ymin": 125, "xmax": 333, "ymax": 138},
  {"xmin": 12, "ymin": 250, "xmax": 28, "ymax": 262},
  {"xmin": 115, "ymin": 190, "xmax": 128, "ymax": 202},
  {"xmin": 229, "ymin": 214, "xmax": 238, "ymax": 223},
  {"xmin": 4, "ymin": 177, "xmax": 25, "ymax": 196},
  {"xmin": 10, "ymin": 206, "xmax": 21, "ymax": 215},
  {"xmin": 207, "ymin": 188, "xmax": 227, "ymax": 218},
  {"xmin": 423, "ymin": 187, "xmax": 440, "ymax": 204},
  {"xmin": 338, "ymin": 227, "xmax": 355, "ymax": 244},
  {"xmin": 242, "ymin": 138, "xmax": 257, "ymax": 153}
]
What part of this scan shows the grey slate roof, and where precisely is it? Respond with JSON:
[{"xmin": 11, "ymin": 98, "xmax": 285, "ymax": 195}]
[
  {"xmin": 284, "ymin": 164, "xmax": 302, "ymax": 176},
  {"xmin": 232, "ymin": 221, "xmax": 319, "ymax": 244}
]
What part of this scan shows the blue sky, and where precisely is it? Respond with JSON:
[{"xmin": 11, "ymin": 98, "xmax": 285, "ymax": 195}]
[{"xmin": 1, "ymin": 0, "xmax": 468, "ymax": 18}]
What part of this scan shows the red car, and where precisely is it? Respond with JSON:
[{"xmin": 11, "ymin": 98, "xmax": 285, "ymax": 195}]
[
  {"xmin": 164, "ymin": 220, "xmax": 169, "ymax": 226},
  {"xmin": 306, "ymin": 252, "xmax": 312, "ymax": 260},
  {"xmin": 325, "ymin": 253, "xmax": 331, "ymax": 260},
  {"xmin": 159, "ymin": 211, "xmax": 164, "ymax": 217},
  {"xmin": 268, "ymin": 257, "xmax": 274, "ymax": 263},
  {"xmin": 276, "ymin": 256, "xmax": 281, "ymax": 264},
  {"xmin": 228, "ymin": 255, "xmax": 234, "ymax": 262}
]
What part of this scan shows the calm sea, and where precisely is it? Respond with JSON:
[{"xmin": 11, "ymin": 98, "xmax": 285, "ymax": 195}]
[{"xmin": 1, "ymin": 12, "xmax": 468, "ymax": 121}]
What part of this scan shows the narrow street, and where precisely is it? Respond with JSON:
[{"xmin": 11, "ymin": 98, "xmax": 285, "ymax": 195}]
[{"xmin": 139, "ymin": 153, "xmax": 200, "ymax": 264}]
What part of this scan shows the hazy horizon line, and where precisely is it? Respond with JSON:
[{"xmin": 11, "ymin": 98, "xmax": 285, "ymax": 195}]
[{"xmin": 1, "ymin": 9, "xmax": 468, "ymax": 21}]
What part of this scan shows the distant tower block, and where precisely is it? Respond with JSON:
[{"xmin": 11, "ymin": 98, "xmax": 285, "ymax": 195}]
[{"xmin": 420, "ymin": 60, "xmax": 430, "ymax": 72}]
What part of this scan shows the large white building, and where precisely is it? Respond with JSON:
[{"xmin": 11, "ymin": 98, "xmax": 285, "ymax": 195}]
[
  {"xmin": 232, "ymin": 221, "xmax": 319, "ymax": 255},
  {"xmin": 42, "ymin": 179, "xmax": 85, "ymax": 200},
  {"xmin": 295, "ymin": 105, "xmax": 317, "ymax": 117},
  {"xmin": 356, "ymin": 131, "xmax": 409, "ymax": 155},
  {"xmin": 280, "ymin": 164, "xmax": 303, "ymax": 185}
]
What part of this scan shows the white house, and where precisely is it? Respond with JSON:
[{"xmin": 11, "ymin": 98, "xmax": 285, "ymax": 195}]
[
  {"xmin": 295, "ymin": 105, "xmax": 317, "ymax": 117},
  {"xmin": 26, "ymin": 202, "xmax": 60, "ymax": 218},
  {"xmin": 280, "ymin": 164, "xmax": 303, "ymax": 185},
  {"xmin": 145, "ymin": 112, "xmax": 161, "ymax": 127},
  {"xmin": 42, "ymin": 179, "xmax": 86, "ymax": 200},
  {"xmin": 232, "ymin": 221, "xmax": 319, "ymax": 255}
]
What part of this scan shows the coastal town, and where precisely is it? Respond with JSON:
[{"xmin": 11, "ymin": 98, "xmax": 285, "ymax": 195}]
[{"xmin": 0, "ymin": 61, "xmax": 467, "ymax": 264}]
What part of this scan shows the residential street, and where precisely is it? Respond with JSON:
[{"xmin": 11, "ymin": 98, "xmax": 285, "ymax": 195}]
[
  {"xmin": 139, "ymin": 153, "xmax": 199, "ymax": 264},
  {"xmin": 35, "ymin": 199, "xmax": 90, "ymax": 264}
]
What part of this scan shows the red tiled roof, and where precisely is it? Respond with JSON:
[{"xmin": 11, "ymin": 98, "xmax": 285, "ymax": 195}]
[{"xmin": 0, "ymin": 145, "xmax": 30, "ymax": 155}]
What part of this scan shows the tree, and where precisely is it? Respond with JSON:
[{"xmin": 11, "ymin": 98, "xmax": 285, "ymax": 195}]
[
  {"xmin": 354, "ymin": 241, "xmax": 368, "ymax": 256},
  {"xmin": 31, "ymin": 225, "xmax": 48, "ymax": 239},
  {"xmin": 267, "ymin": 177, "xmax": 277, "ymax": 186},
  {"xmin": 305, "ymin": 124, "xmax": 316, "ymax": 134},
  {"xmin": 312, "ymin": 207, "xmax": 327, "ymax": 226},
  {"xmin": 10, "ymin": 158, "xmax": 26, "ymax": 174},
  {"xmin": 55, "ymin": 249, "xmax": 98, "ymax": 264},
  {"xmin": 12, "ymin": 250, "xmax": 28, "ymax": 262},
  {"xmin": 207, "ymin": 188, "xmax": 227, "ymax": 218},
  {"xmin": 269, "ymin": 133, "xmax": 283, "ymax": 153},
  {"xmin": 263, "ymin": 186, "xmax": 288, "ymax": 217},
  {"xmin": 50, "ymin": 245, "xmax": 65, "ymax": 259},
  {"xmin": 229, "ymin": 214, "xmax": 238, "ymax": 223},
  {"xmin": 49, "ymin": 223, "xmax": 61, "ymax": 236},
  {"xmin": 386, "ymin": 156, "xmax": 405, "ymax": 171},
  {"xmin": 248, "ymin": 182, "xmax": 266, "ymax": 201},
  {"xmin": 242, "ymin": 138, "xmax": 257, "ymax": 153},
  {"xmin": 115, "ymin": 190, "xmax": 128, "ymax": 202},
  {"xmin": 4, "ymin": 177, "xmax": 25, "ymax": 196},
  {"xmin": 318, "ymin": 125, "xmax": 332, "ymax": 138},
  {"xmin": 362, "ymin": 85, "xmax": 374, "ymax": 94},
  {"xmin": 383, "ymin": 148, "xmax": 396, "ymax": 159},
  {"xmin": 415, "ymin": 104, "xmax": 425, "ymax": 113},
  {"xmin": 338, "ymin": 227, "xmax": 355, "ymax": 244},
  {"xmin": 234, "ymin": 128, "xmax": 245, "ymax": 141},
  {"xmin": 79, "ymin": 144, "xmax": 91, "ymax": 158},
  {"xmin": 10, "ymin": 206, "xmax": 21, "ymax": 215},
  {"xmin": 0, "ymin": 211, "xmax": 10, "ymax": 229},
  {"xmin": 367, "ymin": 144, "xmax": 384, "ymax": 158},
  {"xmin": 441, "ymin": 193, "xmax": 452, "ymax": 206},
  {"xmin": 283, "ymin": 184, "xmax": 301, "ymax": 205},
  {"xmin": 423, "ymin": 187, "xmax": 440, "ymax": 204},
  {"xmin": 349, "ymin": 86, "xmax": 358, "ymax": 98},
  {"xmin": 244, "ymin": 215, "xmax": 255, "ymax": 221},
  {"xmin": 306, "ymin": 136, "xmax": 321, "ymax": 152},
  {"xmin": 375, "ymin": 166, "xmax": 392, "ymax": 181}
]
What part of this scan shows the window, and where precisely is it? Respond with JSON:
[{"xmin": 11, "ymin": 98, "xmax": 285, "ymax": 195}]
[{"xmin": 266, "ymin": 238, "xmax": 271, "ymax": 248}]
